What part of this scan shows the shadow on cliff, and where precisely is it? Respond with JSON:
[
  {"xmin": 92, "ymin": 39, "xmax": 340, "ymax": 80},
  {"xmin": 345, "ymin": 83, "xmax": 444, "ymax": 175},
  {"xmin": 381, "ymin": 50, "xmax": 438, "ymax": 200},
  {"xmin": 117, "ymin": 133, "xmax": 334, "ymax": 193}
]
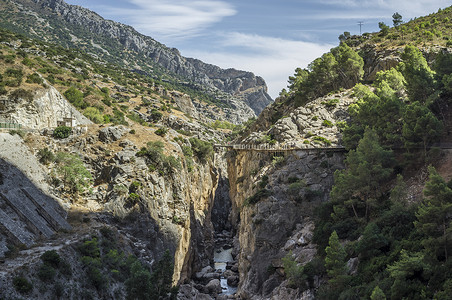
[{"xmin": 0, "ymin": 157, "xmax": 178, "ymax": 268}]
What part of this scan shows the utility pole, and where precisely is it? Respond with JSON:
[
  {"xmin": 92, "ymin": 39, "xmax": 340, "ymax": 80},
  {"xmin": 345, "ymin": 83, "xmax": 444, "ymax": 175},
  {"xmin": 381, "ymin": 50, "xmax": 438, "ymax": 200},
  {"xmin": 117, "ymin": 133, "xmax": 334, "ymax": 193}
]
[{"xmin": 358, "ymin": 21, "xmax": 364, "ymax": 35}]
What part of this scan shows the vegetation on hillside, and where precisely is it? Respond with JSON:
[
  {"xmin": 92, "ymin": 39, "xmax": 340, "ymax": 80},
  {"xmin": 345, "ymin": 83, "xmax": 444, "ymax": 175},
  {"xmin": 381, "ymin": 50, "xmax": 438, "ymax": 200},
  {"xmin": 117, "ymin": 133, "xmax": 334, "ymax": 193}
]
[{"xmin": 279, "ymin": 6, "xmax": 452, "ymax": 298}]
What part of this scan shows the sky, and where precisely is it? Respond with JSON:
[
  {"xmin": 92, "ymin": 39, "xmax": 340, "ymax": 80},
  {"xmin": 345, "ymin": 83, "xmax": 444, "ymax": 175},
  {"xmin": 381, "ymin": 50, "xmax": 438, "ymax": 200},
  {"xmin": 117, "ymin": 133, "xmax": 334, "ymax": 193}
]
[{"xmin": 65, "ymin": 0, "xmax": 451, "ymax": 98}]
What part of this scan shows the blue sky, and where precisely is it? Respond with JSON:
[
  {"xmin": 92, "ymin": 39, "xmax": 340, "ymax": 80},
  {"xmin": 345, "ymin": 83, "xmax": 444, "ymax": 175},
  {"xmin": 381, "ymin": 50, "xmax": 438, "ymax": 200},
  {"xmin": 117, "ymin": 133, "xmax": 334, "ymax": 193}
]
[{"xmin": 66, "ymin": 0, "xmax": 451, "ymax": 98}]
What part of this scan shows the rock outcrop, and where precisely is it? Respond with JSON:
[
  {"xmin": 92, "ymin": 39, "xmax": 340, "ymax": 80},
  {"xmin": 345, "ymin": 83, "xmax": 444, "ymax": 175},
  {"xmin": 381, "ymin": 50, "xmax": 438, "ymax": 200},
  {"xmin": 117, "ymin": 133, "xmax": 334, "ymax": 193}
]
[{"xmin": 0, "ymin": 85, "xmax": 91, "ymax": 130}]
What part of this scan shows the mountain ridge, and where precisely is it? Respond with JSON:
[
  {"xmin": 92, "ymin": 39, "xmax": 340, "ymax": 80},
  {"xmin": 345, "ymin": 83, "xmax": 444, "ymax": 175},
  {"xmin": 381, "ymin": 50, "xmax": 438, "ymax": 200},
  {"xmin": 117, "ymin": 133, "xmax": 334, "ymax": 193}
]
[{"xmin": 1, "ymin": 0, "xmax": 272, "ymax": 121}]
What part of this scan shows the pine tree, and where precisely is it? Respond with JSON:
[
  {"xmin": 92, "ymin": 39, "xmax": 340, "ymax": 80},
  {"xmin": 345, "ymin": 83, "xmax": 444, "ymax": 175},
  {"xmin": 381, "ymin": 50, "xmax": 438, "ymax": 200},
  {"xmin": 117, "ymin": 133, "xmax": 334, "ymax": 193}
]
[
  {"xmin": 415, "ymin": 166, "xmax": 452, "ymax": 262},
  {"xmin": 331, "ymin": 129, "xmax": 394, "ymax": 221},
  {"xmin": 325, "ymin": 231, "xmax": 347, "ymax": 278},
  {"xmin": 399, "ymin": 45, "xmax": 436, "ymax": 103},
  {"xmin": 402, "ymin": 102, "xmax": 442, "ymax": 157},
  {"xmin": 392, "ymin": 12, "xmax": 403, "ymax": 27},
  {"xmin": 370, "ymin": 285, "xmax": 386, "ymax": 300}
]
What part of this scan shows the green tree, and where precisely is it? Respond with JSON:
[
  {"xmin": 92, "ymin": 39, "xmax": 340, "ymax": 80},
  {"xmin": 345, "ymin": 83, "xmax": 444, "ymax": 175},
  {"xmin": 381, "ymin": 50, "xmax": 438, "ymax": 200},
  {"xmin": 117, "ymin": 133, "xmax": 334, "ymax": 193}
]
[
  {"xmin": 415, "ymin": 166, "xmax": 452, "ymax": 262},
  {"xmin": 379, "ymin": 22, "xmax": 390, "ymax": 36},
  {"xmin": 399, "ymin": 45, "xmax": 436, "ymax": 103},
  {"xmin": 331, "ymin": 129, "xmax": 394, "ymax": 221},
  {"xmin": 325, "ymin": 231, "xmax": 347, "ymax": 278},
  {"xmin": 332, "ymin": 42, "xmax": 364, "ymax": 88},
  {"xmin": 370, "ymin": 286, "xmax": 386, "ymax": 300},
  {"xmin": 149, "ymin": 250, "xmax": 175, "ymax": 298},
  {"xmin": 388, "ymin": 250, "xmax": 429, "ymax": 299},
  {"xmin": 53, "ymin": 126, "xmax": 72, "ymax": 139},
  {"xmin": 374, "ymin": 68, "xmax": 406, "ymax": 99},
  {"xmin": 55, "ymin": 152, "xmax": 93, "ymax": 193},
  {"xmin": 125, "ymin": 260, "xmax": 153, "ymax": 300},
  {"xmin": 324, "ymin": 230, "xmax": 349, "ymax": 297},
  {"xmin": 64, "ymin": 86, "xmax": 87, "ymax": 109},
  {"xmin": 392, "ymin": 12, "xmax": 403, "ymax": 27},
  {"xmin": 355, "ymin": 222, "xmax": 388, "ymax": 260},
  {"xmin": 402, "ymin": 102, "xmax": 443, "ymax": 156}
]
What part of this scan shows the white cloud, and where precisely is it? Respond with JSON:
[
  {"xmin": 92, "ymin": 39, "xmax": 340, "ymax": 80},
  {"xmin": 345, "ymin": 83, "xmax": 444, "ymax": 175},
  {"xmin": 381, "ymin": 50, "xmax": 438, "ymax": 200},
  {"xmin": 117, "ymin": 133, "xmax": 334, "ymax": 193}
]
[
  {"xmin": 315, "ymin": 0, "xmax": 450, "ymax": 18},
  {"xmin": 98, "ymin": 0, "xmax": 236, "ymax": 41},
  {"xmin": 183, "ymin": 33, "xmax": 334, "ymax": 99}
]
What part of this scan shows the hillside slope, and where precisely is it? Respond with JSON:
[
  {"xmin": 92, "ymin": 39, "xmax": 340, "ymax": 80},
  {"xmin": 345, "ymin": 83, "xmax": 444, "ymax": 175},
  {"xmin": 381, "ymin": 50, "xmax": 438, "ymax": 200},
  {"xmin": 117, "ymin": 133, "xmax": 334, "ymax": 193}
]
[{"xmin": 0, "ymin": 0, "xmax": 273, "ymax": 122}]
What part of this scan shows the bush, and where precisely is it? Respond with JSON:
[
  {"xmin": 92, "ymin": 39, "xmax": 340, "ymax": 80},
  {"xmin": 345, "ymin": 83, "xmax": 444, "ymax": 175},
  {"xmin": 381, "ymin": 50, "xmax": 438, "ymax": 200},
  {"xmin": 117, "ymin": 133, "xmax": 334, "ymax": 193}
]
[
  {"xmin": 37, "ymin": 148, "xmax": 55, "ymax": 165},
  {"xmin": 78, "ymin": 238, "xmax": 100, "ymax": 258},
  {"xmin": 9, "ymin": 129, "xmax": 26, "ymax": 138},
  {"xmin": 10, "ymin": 88, "xmax": 33, "ymax": 101},
  {"xmin": 245, "ymin": 189, "xmax": 272, "ymax": 205},
  {"xmin": 313, "ymin": 136, "xmax": 332, "ymax": 146},
  {"xmin": 53, "ymin": 126, "xmax": 72, "ymax": 139},
  {"xmin": 55, "ymin": 152, "xmax": 92, "ymax": 193},
  {"xmin": 84, "ymin": 107, "xmax": 104, "ymax": 124},
  {"xmin": 322, "ymin": 98, "xmax": 340, "ymax": 108},
  {"xmin": 322, "ymin": 120, "xmax": 334, "ymax": 127},
  {"xmin": 64, "ymin": 86, "xmax": 87, "ymax": 109},
  {"xmin": 41, "ymin": 250, "xmax": 61, "ymax": 268},
  {"xmin": 13, "ymin": 276, "xmax": 33, "ymax": 294},
  {"xmin": 26, "ymin": 73, "xmax": 43, "ymax": 84},
  {"xmin": 155, "ymin": 127, "xmax": 168, "ymax": 137},
  {"xmin": 150, "ymin": 109, "xmax": 163, "ymax": 122},
  {"xmin": 189, "ymin": 138, "xmax": 213, "ymax": 162},
  {"xmin": 37, "ymin": 263, "xmax": 56, "ymax": 281}
]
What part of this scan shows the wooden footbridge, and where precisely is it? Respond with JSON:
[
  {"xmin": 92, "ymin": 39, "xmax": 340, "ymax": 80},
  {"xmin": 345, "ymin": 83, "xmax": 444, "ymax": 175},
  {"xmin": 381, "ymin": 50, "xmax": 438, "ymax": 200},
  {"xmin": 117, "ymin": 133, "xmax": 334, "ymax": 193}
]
[
  {"xmin": 213, "ymin": 142, "xmax": 452, "ymax": 155},
  {"xmin": 213, "ymin": 143, "xmax": 347, "ymax": 153}
]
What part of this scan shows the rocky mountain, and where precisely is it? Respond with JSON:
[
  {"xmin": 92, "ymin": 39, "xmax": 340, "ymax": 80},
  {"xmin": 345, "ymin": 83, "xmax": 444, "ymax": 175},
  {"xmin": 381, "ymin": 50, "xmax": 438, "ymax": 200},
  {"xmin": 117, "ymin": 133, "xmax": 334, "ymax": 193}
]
[
  {"xmin": 1, "ymin": 3, "xmax": 452, "ymax": 300},
  {"xmin": 0, "ymin": 0, "xmax": 273, "ymax": 123}
]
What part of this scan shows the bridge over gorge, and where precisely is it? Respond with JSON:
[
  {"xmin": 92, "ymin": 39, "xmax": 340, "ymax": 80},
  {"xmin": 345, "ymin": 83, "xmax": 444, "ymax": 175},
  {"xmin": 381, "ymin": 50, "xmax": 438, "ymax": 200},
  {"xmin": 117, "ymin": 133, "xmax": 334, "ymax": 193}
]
[
  {"xmin": 213, "ymin": 143, "xmax": 347, "ymax": 153},
  {"xmin": 213, "ymin": 142, "xmax": 452, "ymax": 154}
]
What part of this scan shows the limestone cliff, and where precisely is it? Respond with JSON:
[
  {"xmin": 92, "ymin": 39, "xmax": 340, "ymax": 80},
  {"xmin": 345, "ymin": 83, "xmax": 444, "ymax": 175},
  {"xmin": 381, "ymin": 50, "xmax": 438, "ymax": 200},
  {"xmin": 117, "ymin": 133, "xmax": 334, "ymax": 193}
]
[
  {"xmin": 0, "ymin": 85, "xmax": 91, "ymax": 129},
  {"xmin": 225, "ymin": 90, "xmax": 357, "ymax": 299}
]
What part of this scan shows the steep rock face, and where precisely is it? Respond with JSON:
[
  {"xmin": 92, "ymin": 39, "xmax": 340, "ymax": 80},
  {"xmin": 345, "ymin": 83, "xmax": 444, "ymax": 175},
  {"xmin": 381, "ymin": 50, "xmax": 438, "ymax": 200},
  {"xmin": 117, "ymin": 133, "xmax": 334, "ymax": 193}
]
[
  {"xmin": 227, "ymin": 149, "xmax": 343, "ymax": 299},
  {"xmin": 0, "ymin": 86, "xmax": 91, "ymax": 129},
  {"xmin": 11, "ymin": 0, "xmax": 273, "ymax": 121},
  {"xmin": 225, "ymin": 90, "xmax": 359, "ymax": 298},
  {"xmin": 75, "ymin": 131, "xmax": 220, "ymax": 283}
]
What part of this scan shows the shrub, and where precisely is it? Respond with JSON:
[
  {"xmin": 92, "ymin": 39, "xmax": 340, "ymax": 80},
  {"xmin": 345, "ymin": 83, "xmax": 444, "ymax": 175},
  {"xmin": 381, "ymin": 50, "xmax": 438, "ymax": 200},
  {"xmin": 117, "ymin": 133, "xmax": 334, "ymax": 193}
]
[
  {"xmin": 55, "ymin": 152, "xmax": 92, "ymax": 193},
  {"xmin": 150, "ymin": 109, "xmax": 163, "ymax": 122},
  {"xmin": 26, "ymin": 73, "xmax": 43, "ymax": 84},
  {"xmin": 78, "ymin": 238, "xmax": 100, "ymax": 258},
  {"xmin": 64, "ymin": 87, "xmax": 87, "ymax": 109},
  {"xmin": 13, "ymin": 276, "xmax": 33, "ymax": 294},
  {"xmin": 53, "ymin": 126, "xmax": 72, "ymax": 139},
  {"xmin": 37, "ymin": 263, "xmax": 56, "ymax": 281},
  {"xmin": 189, "ymin": 137, "xmax": 213, "ymax": 162},
  {"xmin": 272, "ymin": 155, "xmax": 285, "ymax": 166},
  {"xmin": 181, "ymin": 145, "xmax": 193, "ymax": 157},
  {"xmin": 322, "ymin": 98, "xmax": 340, "ymax": 108},
  {"xmin": 155, "ymin": 127, "xmax": 168, "ymax": 137},
  {"xmin": 245, "ymin": 189, "xmax": 272, "ymax": 205},
  {"xmin": 313, "ymin": 136, "xmax": 332, "ymax": 146},
  {"xmin": 37, "ymin": 148, "xmax": 55, "ymax": 164},
  {"xmin": 10, "ymin": 88, "xmax": 33, "ymax": 101},
  {"xmin": 41, "ymin": 250, "xmax": 61, "ymax": 267},
  {"xmin": 41, "ymin": 250, "xmax": 61, "ymax": 268},
  {"xmin": 84, "ymin": 107, "xmax": 104, "ymax": 124},
  {"xmin": 136, "ymin": 141, "xmax": 180, "ymax": 174},
  {"xmin": 322, "ymin": 120, "xmax": 334, "ymax": 127},
  {"xmin": 9, "ymin": 129, "xmax": 26, "ymax": 138}
]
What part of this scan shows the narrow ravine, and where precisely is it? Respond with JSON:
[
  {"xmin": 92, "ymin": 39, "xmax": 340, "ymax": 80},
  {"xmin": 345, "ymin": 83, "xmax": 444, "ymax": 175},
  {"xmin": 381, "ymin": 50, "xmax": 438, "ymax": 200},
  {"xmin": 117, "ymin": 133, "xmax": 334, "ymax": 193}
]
[{"xmin": 212, "ymin": 170, "xmax": 239, "ymax": 296}]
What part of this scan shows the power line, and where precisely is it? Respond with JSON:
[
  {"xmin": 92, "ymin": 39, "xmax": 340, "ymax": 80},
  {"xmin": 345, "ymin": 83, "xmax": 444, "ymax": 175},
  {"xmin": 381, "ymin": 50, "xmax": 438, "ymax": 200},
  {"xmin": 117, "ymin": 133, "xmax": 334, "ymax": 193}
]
[{"xmin": 358, "ymin": 21, "xmax": 364, "ymax": 35}]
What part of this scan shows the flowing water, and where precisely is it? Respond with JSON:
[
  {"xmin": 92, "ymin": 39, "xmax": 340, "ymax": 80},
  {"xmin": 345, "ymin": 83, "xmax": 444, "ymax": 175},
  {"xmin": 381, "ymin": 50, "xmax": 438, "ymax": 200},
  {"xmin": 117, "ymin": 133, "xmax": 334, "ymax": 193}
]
[{"xmin": 214, "ymin": 247, "xmax": 237, "ymax": 295}]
